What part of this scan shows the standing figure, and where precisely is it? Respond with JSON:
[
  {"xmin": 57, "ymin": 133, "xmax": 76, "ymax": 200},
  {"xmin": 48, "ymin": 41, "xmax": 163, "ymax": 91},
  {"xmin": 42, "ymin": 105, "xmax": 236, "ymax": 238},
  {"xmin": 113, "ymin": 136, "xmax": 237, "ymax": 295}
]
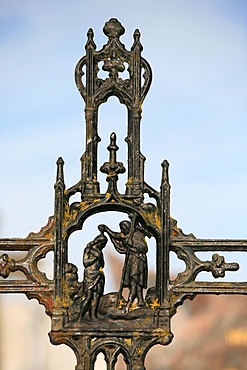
[
  {"xmin": 100, "ymin": 216, "xmax": 149, "ymax": 308},
  {"xmin": 79, "ymin": 225, "xmax": 107, "ymax": 320}
]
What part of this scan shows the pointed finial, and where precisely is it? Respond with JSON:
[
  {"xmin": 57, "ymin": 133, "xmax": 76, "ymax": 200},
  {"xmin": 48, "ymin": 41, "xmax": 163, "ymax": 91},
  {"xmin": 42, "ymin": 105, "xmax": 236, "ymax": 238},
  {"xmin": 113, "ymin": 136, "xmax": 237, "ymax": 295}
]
[
  {"xmin": 161, "ymin": 160, "xmax": 170, "ymax": 185},
  {"xmin": 131, "ymin": 29, "xmax": 143, "ymax": 51},
  {"xmin": 87, "ymin": 28, "xmax": 93, "ymax": 38},
  {"xmin": 110, "ymin": 132, "xmax": 116, "ymax": 142},
  {"xmin": 85, "ymin": 28, "xmax": 96, "ymax": 50},
  {"xmin": 56, "ymin": 157, "xmax": 65, "ymax": 183},
  {"xmin": 107, "ymin": 132, "xmax": 119, "ymax": 164},
  {"xmin": 134, "ymin": 29, "xmax": 141, "ymax": 41}
]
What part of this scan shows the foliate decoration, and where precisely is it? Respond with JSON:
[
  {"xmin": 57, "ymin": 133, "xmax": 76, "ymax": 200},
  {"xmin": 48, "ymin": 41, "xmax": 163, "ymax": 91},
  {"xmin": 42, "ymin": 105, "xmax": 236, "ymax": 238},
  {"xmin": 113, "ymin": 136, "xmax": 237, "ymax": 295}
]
[
  {"xmin": 0, "ymin": 217, "xmax": 54, "ymax": 317},
  {"xmin": 170, "ymin": 245, "xmax": 239, "ymax": 286},
  {"xmin": 170, "ymin": 218, "xmax": 195, "ymax": 239},
  {"xmin": 0, "ymin": 254, "xmax": 16, "ymax": 278},
  {"xmin": 1, "ymin": 18, "xmax": 247, "ymax": 370},
  {"xmin": 0, "ymin": 242, "xmax": 53, "ymax": 283},
  {"xmin": 27, "ymin": 215, "xmax": 54, "ymax": 239},
  {"xmin": 103, "ymin": 18, "xmax": 125, "ymax": 39},
  {"xmin": 210, "ymin": 253, "xmax": 239, "ymax": 278}
]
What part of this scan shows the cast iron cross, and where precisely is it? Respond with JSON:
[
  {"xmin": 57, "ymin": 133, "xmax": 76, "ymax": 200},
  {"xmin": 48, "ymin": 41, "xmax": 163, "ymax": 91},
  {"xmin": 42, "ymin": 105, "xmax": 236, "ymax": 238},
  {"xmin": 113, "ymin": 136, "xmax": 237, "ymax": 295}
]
[{"xmin": 1, "ymin": 19, "xmax": 246, "ymax": 370}]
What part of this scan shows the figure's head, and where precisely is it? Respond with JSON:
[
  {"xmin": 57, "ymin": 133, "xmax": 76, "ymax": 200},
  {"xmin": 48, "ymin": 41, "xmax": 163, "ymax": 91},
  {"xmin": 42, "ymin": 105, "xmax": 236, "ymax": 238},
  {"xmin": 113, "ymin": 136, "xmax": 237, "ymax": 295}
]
[
  {"xmin": 94, "ymin": 233, "xmax": 108, "ymax": 250},
  {"xmin": 119, "ymin": 220, "xmax": 131, "ymax": 235},
  {"xmin": 65, "ymin": 263, "xmax": 78, "ymax": 274}
]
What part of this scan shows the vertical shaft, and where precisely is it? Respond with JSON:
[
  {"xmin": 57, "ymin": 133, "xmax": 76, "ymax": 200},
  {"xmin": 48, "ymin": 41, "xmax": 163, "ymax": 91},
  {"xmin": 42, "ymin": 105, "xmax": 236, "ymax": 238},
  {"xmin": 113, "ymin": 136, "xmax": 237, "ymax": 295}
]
[
  {"xmin": 54, "ymin": 157, "xmax": 65, "ymax": 301},
  {"xmin": 159, "ymin": 160, "xmax": 170, "ymax": 304}
]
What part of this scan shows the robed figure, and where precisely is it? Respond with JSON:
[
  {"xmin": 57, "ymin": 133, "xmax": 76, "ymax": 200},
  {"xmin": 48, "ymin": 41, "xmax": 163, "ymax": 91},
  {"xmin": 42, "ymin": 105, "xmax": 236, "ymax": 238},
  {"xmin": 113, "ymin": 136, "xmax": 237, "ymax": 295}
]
[{"xmin": 100, "ymin": 217, "xmax": 149, "ymax": 307}]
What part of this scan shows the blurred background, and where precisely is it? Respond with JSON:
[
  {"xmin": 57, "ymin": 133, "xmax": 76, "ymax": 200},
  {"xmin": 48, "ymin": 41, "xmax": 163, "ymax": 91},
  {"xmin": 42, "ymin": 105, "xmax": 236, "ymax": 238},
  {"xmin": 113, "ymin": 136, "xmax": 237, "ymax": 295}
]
[{"xmin": 1, "ymin": 0, "xmax": 247, "ymax": 369}]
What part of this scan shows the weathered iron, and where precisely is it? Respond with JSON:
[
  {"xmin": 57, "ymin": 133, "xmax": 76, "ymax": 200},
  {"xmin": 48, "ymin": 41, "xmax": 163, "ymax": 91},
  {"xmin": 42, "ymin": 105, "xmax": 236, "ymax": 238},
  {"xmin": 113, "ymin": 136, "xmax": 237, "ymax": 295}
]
[{"xmin": 0, "ymin": 18, "xmax": 246, "ymax": 370}]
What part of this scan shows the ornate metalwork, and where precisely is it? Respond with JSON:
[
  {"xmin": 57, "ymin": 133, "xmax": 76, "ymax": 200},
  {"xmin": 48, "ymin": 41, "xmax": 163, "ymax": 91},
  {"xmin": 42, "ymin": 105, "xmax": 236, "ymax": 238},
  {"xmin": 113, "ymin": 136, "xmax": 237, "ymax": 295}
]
[{"xmin": 1, "ymin": 18, "xmax": 246, "ymax": 370}]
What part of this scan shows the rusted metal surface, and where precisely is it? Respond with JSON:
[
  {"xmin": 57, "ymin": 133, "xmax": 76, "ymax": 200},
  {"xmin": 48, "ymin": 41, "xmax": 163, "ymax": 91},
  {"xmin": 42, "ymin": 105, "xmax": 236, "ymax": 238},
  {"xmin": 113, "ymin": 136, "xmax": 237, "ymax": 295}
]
[{"xmin": 0, "ymin": 18, "xmax": 246, "ymax": 370}]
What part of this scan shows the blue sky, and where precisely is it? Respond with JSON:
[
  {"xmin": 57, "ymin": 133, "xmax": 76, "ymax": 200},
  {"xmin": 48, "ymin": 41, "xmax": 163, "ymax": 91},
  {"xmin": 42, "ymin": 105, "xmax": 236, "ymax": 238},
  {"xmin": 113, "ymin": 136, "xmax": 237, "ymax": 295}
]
[{"xmin": 1, "ymin": 0, "xmax": 247, "ymax": 282}]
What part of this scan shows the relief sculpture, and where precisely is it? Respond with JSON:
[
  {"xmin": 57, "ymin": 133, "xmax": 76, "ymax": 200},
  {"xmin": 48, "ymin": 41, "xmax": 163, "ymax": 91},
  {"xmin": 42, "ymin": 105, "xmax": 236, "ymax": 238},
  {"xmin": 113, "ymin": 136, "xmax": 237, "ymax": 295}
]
[{"xmin": 65, "ymin": 217, "xmax": 154, "ymax": 325}]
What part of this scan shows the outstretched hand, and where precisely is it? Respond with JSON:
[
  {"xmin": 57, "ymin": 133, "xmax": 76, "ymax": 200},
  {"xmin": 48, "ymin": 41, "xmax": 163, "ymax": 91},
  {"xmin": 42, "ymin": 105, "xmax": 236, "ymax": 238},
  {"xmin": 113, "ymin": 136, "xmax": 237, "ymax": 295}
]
[{"xmin": 98, "ymin": 224, "xmax": 106, "ymax": 233}]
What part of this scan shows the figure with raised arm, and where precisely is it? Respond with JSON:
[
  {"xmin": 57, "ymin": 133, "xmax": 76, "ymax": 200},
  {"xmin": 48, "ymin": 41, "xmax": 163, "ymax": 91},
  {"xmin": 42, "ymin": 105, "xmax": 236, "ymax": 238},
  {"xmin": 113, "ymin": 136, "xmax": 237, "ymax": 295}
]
[{"xmin": 100, "ymin": 215, "xmax": 149, "ymax": 308}]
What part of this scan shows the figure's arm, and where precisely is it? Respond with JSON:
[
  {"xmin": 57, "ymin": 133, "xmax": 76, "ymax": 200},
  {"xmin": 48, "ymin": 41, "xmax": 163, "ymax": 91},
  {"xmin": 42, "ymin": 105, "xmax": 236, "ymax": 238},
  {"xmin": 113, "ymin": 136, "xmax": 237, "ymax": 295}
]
[
  {"xmin": 99, "ymin": 224, "xmax": 126, "ymax": 254},
  {"xmin": 83, "ymin": 246, "xmax": 98, "ymax": 267},
  {"xmin": 98, "ymin": 224, "xmax": 122, "ymax": 241}
]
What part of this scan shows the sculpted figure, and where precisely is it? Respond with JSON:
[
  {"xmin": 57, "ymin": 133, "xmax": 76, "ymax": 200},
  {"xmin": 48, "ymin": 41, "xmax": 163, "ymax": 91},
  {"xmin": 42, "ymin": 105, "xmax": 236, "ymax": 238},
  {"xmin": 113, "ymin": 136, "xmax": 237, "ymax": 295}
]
[
  {"xmin": 65, "ymin": 263, "xmax": 84, "ymax": 301},
  {"xmin": 64, "ymin": 263, "xmax": 84, "ymax": 322},
  {"xmin": 100, "ymin": 216, "xmax": 150, "ymax": 308},
  {"xmin": 79, "ymin": 225, "xmax": 107, "ymax": 320}
]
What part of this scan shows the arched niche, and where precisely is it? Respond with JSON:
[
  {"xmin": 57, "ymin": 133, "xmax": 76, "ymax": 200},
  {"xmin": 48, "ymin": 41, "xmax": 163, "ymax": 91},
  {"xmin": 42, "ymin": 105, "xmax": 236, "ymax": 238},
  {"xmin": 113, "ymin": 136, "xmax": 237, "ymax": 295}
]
[
  {"xmin": 65, "ymin": 209, "xmax": 158, "ymax": 295},
  {"xmin": 98, "ymin": 96, "xmax": 128, "ymax": 194},
  {"xmin": 94, "ymin": 351, "xmax": 107, "ymax": 370}
]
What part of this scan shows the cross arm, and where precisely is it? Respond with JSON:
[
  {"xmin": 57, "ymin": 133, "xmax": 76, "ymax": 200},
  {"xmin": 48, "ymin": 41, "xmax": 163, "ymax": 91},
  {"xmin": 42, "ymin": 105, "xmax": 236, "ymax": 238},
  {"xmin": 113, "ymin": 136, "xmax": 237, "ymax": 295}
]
[
  {"xmin": 169, "ymin": 237, "xmax": 247, "ymax": 311},
  {"xmin": 0, "ymin": 218, "xmax": 55, "ymax": 315}
]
